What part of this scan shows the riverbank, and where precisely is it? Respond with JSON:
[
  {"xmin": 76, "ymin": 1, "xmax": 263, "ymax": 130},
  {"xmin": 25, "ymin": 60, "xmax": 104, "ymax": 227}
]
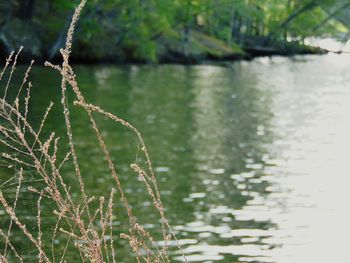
[
  {"xmin": 0, "ymin": 27, "xmax": 327, "ymax": 65},
  {"xmin": 67, "ymin": 38, "xmax": 328, "ymax": 64}
]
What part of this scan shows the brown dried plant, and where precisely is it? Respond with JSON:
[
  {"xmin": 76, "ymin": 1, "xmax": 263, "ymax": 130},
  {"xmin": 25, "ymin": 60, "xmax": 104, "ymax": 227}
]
[{"xmin": 0, "ymin": 0, "xmax": 187, "ymax": 262}]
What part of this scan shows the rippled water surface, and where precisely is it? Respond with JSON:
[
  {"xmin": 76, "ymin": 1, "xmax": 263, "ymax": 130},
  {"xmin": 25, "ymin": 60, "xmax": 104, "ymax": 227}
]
[{"xmin": 3, "ymin": 54, "xmax": 350, "ymax": 262}]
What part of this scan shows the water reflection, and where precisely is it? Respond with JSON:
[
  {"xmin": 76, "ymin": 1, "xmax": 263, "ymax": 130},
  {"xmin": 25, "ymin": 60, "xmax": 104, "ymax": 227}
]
[{"xmin": 2, "ymin": 53, "xmax": 350, "ymax": 262}]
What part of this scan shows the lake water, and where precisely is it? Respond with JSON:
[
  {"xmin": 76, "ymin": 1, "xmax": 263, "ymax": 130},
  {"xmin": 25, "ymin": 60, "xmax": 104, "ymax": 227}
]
[{"xmin": 2, "ymin": 53, "xmax": 350, "ymax": 262}]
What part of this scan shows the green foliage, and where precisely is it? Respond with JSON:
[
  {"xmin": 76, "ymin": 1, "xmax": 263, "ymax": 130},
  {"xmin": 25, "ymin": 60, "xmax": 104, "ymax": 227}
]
[{"xmin": 0, "ymin": 0, "xmax": 350, "ymax": 61}]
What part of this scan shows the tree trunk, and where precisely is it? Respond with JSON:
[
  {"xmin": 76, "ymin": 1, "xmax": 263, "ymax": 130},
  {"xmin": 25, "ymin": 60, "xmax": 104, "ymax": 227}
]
[
  {"xmin": 18, "ymin": 0, "xmax": 35, "ymax": 20},
  {"xmin": 312, "ymin": 2, "xmax": 350, "ymax": 32},
  {"xmin": 267, "ymin": 0, "xmax": 319, "ymax": 41},
  {"xmin": 234, "ymin": 15, "xmax": 243, "ymax": 44},
  {"xmin": 283, "ymin": 0, "xmax": 293, "ymax": 40},
  {"xmin": 227, "ymin": 5, "xmax": 235, "ymax": 46}
]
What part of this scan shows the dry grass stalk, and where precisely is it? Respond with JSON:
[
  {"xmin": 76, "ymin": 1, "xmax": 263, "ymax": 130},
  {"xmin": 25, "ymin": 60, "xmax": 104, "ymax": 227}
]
[{"xmin": 0, "ymin": 0, "xmax": 187, "ymax": 262}]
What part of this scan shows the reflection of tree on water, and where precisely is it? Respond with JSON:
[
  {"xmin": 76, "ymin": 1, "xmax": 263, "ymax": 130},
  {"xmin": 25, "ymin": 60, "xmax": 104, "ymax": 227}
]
[
  {"xmin": 187, "ymin": 63, "xmax": 277, "ymax": 261},
  {"xmin": 127, "ymin": 65, "xmax": 198, "ymax": 226},
  {"xmin": 119, "ymin": 64, "xmax": 278, "ymax": 261},
  {"xmin": 0, "ymin": 67, "xmax": 70, "ymax": 261},
  {"xmin": 1, "ymin": 63, "xmax": 278, "ymax": 262}
]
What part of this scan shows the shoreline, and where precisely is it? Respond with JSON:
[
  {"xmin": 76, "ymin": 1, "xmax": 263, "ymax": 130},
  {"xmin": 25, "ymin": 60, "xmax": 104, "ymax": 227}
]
[{"xmin": 11, "ymin": 46, "xmax": 328, "ymax": 66}]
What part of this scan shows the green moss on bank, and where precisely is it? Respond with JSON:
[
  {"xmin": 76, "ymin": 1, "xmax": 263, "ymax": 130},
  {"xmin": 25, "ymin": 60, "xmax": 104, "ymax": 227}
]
[{"xmin": 0, "ymin": 20, "xmax": 325, "ymax": 64}]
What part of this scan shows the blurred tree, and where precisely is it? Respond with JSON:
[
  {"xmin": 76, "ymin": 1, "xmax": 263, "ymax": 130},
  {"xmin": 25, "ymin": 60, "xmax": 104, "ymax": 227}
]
[
  {"xmin": 0, "ymin": 0, "xmax": 350, "ymax": 61},
  {"xmin": 18, "ymin": 0, "xmax": 35, "ymax": 20}
]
